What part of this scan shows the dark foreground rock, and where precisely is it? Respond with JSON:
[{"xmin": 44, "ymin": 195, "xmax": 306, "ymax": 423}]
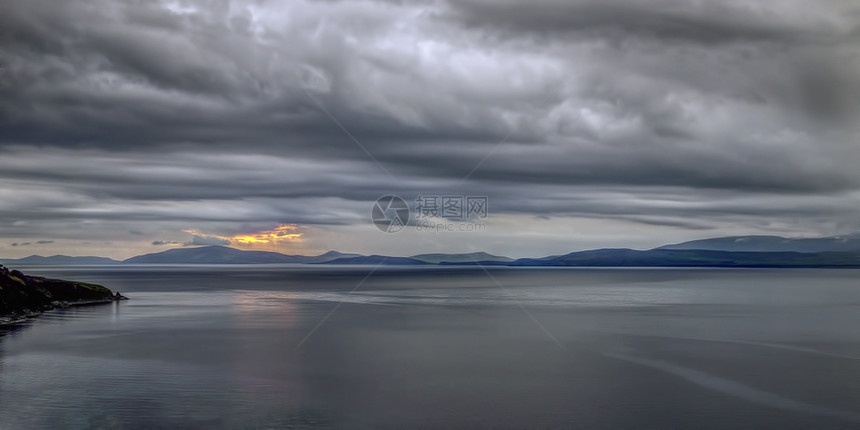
[{"xmin": 0, "ymin": 264, "xmax": 126, "ymax": 324}]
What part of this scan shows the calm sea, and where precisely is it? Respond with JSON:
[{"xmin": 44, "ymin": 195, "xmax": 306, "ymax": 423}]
[{"xmin": 1, "ymin": 266, "xmax": 859, "ymax": 429}]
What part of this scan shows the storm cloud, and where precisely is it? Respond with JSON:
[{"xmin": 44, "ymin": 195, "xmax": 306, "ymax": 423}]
[{"xmin": 1, "ymin": 0, "xmax": 859, "ymax": 258}]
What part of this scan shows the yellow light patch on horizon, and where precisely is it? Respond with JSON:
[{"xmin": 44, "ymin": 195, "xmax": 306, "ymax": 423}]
[
  {"xmin": 232, "ymin": 224, "xmax": 303, "ymax": 244},
  {"xmin": 182, "ymin": 224, "xmax": 304, "ymax": 246}
]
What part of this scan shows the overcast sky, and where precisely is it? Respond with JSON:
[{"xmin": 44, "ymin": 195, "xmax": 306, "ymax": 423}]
[{"xmin": 1, "ymin": 0, "xmax": 859, "ymax": 259}]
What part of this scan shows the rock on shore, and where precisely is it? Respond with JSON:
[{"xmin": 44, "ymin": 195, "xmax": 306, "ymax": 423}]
[{"xmin": 0, "ymin": 264, "xmax": 126, "ymax": 324}]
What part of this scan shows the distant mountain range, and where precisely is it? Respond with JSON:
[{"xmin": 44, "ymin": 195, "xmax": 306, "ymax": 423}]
[
  {"xmin": 0, "ymin": 247, "xmax": 361, "ymax": 265},
  {"xmin": 319, "ymin": 255, "xmax": 431, "ymax": 265},
  {"xmin": 409, "ymin": 252, "xmax": 513, "ymax": 264},
  {"xmin": 122, "ymin": 247, "xmax": 361, "ymax": 264},
  {"xmin": 659, "ymin": 234, "xmax": 860, "ymax": 253},
  {"xmin": 508, "ymin": 248, "xmax": 860, "ymax": 267},
  {"xmin": 0, "ymin": 255, "xmax": 121, "ymax": 265},
  {"xmin": 3, "ymin": 234, "xmax": 860, "ymax": 267}
]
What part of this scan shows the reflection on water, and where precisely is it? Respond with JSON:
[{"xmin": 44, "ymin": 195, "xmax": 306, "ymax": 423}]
[
  {"xmin": 281, "ymin": 284, "xmax": 697, "ymax": 307},
  {"xmin": 605, "ymin": 352, "xmax": 860, "ymax": 423},
  {"xmin": 1, "ymin": 267, "xmax": 859, "ymax": 429}
]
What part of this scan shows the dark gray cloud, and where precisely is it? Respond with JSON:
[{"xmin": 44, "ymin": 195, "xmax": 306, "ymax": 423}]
[
  {"xmin": 187, "ymin": 235, "xmax": 231, "ymax": 246},
  {"xmin": 448, "ymin": 0, "xmax": 853, "ymax": 45},
  {"xmin": 1, "ymin": 0, "xmax": 859, "ymax": 257},
  {"xmin": 9, "ymin": 241, "xmax": 52, "ymax": 246}
]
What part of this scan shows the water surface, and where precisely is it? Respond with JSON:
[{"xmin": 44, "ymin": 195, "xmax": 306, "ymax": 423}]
[{"xmin": 1, "ymin": 266, "xmax": 859, "ymax": 429}]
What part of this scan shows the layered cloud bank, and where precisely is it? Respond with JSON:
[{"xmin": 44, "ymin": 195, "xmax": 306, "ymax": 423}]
[{"xmin": 1, "ymin": 0, "xmax": 859, "ymax": 258}]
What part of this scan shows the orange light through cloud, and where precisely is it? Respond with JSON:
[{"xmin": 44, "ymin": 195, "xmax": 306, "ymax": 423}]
[
  {"xmin": 182, "ymin": 224, "xmax": 303, "ymax": 247},
  {"xmin": 232, "ymin": 224, "xmax": 302, "ymax": 244}
]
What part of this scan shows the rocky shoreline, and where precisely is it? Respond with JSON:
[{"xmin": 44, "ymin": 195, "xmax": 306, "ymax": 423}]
[{"xmin": 0, "ymin": 264, "xmax": 126, "ymax": 325}]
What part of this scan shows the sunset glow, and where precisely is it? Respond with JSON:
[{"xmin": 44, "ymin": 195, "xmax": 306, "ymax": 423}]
[
  {"xmin": 182, "ymin": 224, "xmax": 303, "ymax": 247},
  {"xmin": 232, "ymin": 225, "xmax": 303, "ymax": 244}
]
